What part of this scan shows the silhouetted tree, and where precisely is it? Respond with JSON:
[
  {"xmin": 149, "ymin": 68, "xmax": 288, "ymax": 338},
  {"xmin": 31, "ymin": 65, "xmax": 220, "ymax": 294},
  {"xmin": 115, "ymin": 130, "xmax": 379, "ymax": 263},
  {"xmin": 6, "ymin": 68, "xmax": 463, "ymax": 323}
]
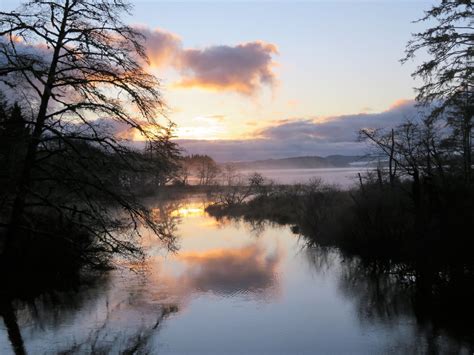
[
  {"xmin": 173, "ymin": 159, "xmax": 191, "ymax": 186},
  {"xmin": 194, "ymin": 155, "xmax": 220, "ymax": 186},
  {"xmin": 143, "ymin": 123, "xmax": 181, "ymax": 187},
  {"xmin": 0, "ymin": 97, "xmax": 29, "ymax": 209},
  {"xmin": 402, "ymin": 0, "xmax": 473, "ymax": 183},
  {"xmin": 221, "ymin": 163, "xmax": 239, "ymax": 186},
  {"xmin": 0, "ymin": 1, "xmax": 175, "ymax": 265}
]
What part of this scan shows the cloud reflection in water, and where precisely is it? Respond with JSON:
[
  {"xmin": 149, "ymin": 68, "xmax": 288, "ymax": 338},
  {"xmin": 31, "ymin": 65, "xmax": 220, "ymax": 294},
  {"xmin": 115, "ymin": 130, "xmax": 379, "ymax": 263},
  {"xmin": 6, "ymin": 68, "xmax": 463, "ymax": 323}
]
[{"xmin": 175, "ymin": 244, "xmax": 281, "ymax": 298}]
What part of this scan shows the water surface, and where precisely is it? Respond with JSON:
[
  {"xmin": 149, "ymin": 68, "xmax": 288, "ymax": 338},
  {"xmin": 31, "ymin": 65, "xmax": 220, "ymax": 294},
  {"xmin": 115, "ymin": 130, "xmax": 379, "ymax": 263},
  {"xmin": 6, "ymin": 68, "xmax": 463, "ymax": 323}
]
[
  {"xmin": 239, "ymin": 167, "xmax": 371, "ymax": 187},
  {"xmin": 0, "ymin": 197, "xmax": 471, "ymax": 354}
]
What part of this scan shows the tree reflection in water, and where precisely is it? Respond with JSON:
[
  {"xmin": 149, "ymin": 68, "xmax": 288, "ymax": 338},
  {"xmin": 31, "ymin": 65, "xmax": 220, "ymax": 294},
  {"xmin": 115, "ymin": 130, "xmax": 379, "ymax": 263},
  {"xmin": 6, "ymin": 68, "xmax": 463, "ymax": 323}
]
[
  {"xmin": 1, "ymin": 198, "xmax": 473, "ymax": 354},
  {"xmin": 305, "ymin": 247, "xmax": 474, "ymax": 354},
  {"xmin": 0, "ymin": 297, "xmax": 25, "ymax": 355},
  {"xmin": 0, "ymin": 200, "xmax": 183, "ymax": 354},
  {"xmin": 0, "ymin": 271, "xmax": 180, "ymax": 354},
  {"xmin": 0, "ymin": 198, "xmax": 282, "ymax": 354}
]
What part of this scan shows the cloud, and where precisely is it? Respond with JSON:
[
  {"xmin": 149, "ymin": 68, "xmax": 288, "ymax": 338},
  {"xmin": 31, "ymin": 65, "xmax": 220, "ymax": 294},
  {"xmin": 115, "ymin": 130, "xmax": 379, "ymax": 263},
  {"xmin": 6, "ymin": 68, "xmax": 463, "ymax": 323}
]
[
  {"xmin": 175, "ymin": 42, "xmax": 278, "ymax": 95},
  {"xmin": 389, "ymin": 98, "xmax": 413, "ymax": 110},
  {"xmin": 87, "ymin": 100, "xmax": 423, "ymax": 162},
  {"xmin": 176, "ymin": 99, "xmax": 424, "ymax": 161},
  {"xmin": 0, "ymin": 35, "xmax": 52, "ymax": 77},
  {"xmin": 138, "ymin": 27, "xmax": 182, "ymax": 67},
  {"xmin": 257, "ymin": 99, "xmax": 418, "ymax": 144},
  {"xmin": 139, "ymin": 27, "xmax": 278, "ymax": 95},
  {"xmin": 3, "ymin": 26, "xmax": 278, "ymax": 96}
]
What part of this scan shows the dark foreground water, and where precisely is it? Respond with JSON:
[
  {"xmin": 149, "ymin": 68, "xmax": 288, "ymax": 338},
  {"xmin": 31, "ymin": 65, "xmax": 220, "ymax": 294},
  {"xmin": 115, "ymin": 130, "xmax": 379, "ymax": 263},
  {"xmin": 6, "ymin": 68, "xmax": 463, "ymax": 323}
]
[{"xmin": 0, "ymin": 197, "xmax": 472, "ymax": 354}]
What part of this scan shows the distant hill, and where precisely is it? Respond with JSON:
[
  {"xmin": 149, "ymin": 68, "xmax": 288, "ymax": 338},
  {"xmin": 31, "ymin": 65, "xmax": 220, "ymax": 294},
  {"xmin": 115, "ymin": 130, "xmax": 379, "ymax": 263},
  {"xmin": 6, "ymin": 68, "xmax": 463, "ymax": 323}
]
[{"xmin": 230, "ymin": 155, "xmax": 369, "ymax": 170}]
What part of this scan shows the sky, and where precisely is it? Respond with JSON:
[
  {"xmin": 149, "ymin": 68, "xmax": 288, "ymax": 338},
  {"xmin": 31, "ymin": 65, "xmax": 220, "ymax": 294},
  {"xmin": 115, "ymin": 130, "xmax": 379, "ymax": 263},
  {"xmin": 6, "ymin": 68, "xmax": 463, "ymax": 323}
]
[{"xmin": 1, "ymin": 0, "xmax": 435, "ymax": 161}]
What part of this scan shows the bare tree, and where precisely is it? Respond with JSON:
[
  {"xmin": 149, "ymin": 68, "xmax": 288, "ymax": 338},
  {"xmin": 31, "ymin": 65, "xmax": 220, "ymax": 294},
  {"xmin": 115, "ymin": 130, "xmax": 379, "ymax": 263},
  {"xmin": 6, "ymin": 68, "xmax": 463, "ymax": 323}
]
[
  {"xmin": 359, "ymin": 118, "xmax": 449, "ymax": 216},
  {"xmin": 143, "ymin": 122, "xmax": 181, "ymax": 187},
  {"xmin": 197, "ymin": 157, "xmax": 220, "ymax": 186},
  {"xmin": 221, "ymin": 163, "xmax": 239, "ymax": 186},
  {"xmin": 174, "ymin": 160, "xmax": 191, "ymax": 186},
  {"xmin": 0, "ymin": 1, "xmax": 175, "ymax": 263},
  {"xmin": 402, "ymin": 0, "xmax": 473, "ymax": 182},
  {"xmin": 215, "ymin": 172, "xmax": 270, "ymax": 208}
]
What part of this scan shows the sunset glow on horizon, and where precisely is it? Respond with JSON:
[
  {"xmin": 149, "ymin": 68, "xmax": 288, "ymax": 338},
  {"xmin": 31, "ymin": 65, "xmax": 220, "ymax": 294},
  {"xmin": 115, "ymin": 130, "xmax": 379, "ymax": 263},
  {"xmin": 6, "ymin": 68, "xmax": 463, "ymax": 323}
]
[{"xmin": 1, "ymin": 0, "xmax": 434, "ymax": 159}]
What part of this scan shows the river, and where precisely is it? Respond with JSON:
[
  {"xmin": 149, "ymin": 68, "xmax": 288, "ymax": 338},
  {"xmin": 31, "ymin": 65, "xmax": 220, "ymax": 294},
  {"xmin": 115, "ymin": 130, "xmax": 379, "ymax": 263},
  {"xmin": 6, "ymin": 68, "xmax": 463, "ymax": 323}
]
[{"xmin": 0, "ymin": 196, "xmax": 471, "ymax": 354}]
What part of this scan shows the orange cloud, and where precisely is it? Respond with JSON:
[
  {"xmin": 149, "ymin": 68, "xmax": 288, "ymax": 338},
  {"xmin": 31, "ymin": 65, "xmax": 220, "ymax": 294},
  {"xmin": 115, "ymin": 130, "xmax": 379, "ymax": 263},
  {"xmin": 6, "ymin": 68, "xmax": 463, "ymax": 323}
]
[
  {"xmin": 388, "ymin": 98, "xmax": 414, "ymax": 110},
  {"xmin": 173, "ymin": 79, "xmax": 260, "ymax": 95},
  {"xmin": 137, "ymin": 27, "xmax": 279, "ymax": 95},
  {"xmin": 138, "ymin": 27, "xmax": 182, "ymax": 67}
]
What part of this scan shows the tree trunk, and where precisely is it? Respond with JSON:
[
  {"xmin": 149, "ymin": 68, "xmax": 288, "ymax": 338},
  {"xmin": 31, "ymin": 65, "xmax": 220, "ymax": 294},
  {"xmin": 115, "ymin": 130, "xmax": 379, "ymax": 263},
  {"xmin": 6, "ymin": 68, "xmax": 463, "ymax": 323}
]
[
  {"xmin": 3, "ymin": 1, "xmax": 70, "ymax": 256},
  {"xmin": 463, "ymin": 110, "xmax": 472, "ymax": 184},
  {"xmin": 412, "ymin": 169, "xmax": 423, "ymax": 237},
  {"xmin": 389, "ymin": 129, "xmax": 395, "ymax": 187}
]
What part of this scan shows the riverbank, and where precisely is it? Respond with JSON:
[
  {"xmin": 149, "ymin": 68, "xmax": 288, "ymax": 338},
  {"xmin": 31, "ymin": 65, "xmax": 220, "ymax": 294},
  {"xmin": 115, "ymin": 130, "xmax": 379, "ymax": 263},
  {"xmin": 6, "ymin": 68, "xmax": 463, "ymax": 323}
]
[
  {"xmin": 206, "ymin": 177, "xmax": 474, "ymax": 262},
  {"xmin": 206, "ymin": 178, "xmax": 474, "ymax": 324}
]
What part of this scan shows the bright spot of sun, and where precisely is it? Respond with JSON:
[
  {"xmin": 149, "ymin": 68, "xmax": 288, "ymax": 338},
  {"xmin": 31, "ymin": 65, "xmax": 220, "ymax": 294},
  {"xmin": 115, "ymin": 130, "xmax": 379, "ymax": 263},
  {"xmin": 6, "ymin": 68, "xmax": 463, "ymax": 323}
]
[
  {"xmin": 174, "ymin": 116, "xmax": 227, "ymax": 140},
  {"xmin": 171, "ymin": 206, "xmax": 205, "ymax": 217}
]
